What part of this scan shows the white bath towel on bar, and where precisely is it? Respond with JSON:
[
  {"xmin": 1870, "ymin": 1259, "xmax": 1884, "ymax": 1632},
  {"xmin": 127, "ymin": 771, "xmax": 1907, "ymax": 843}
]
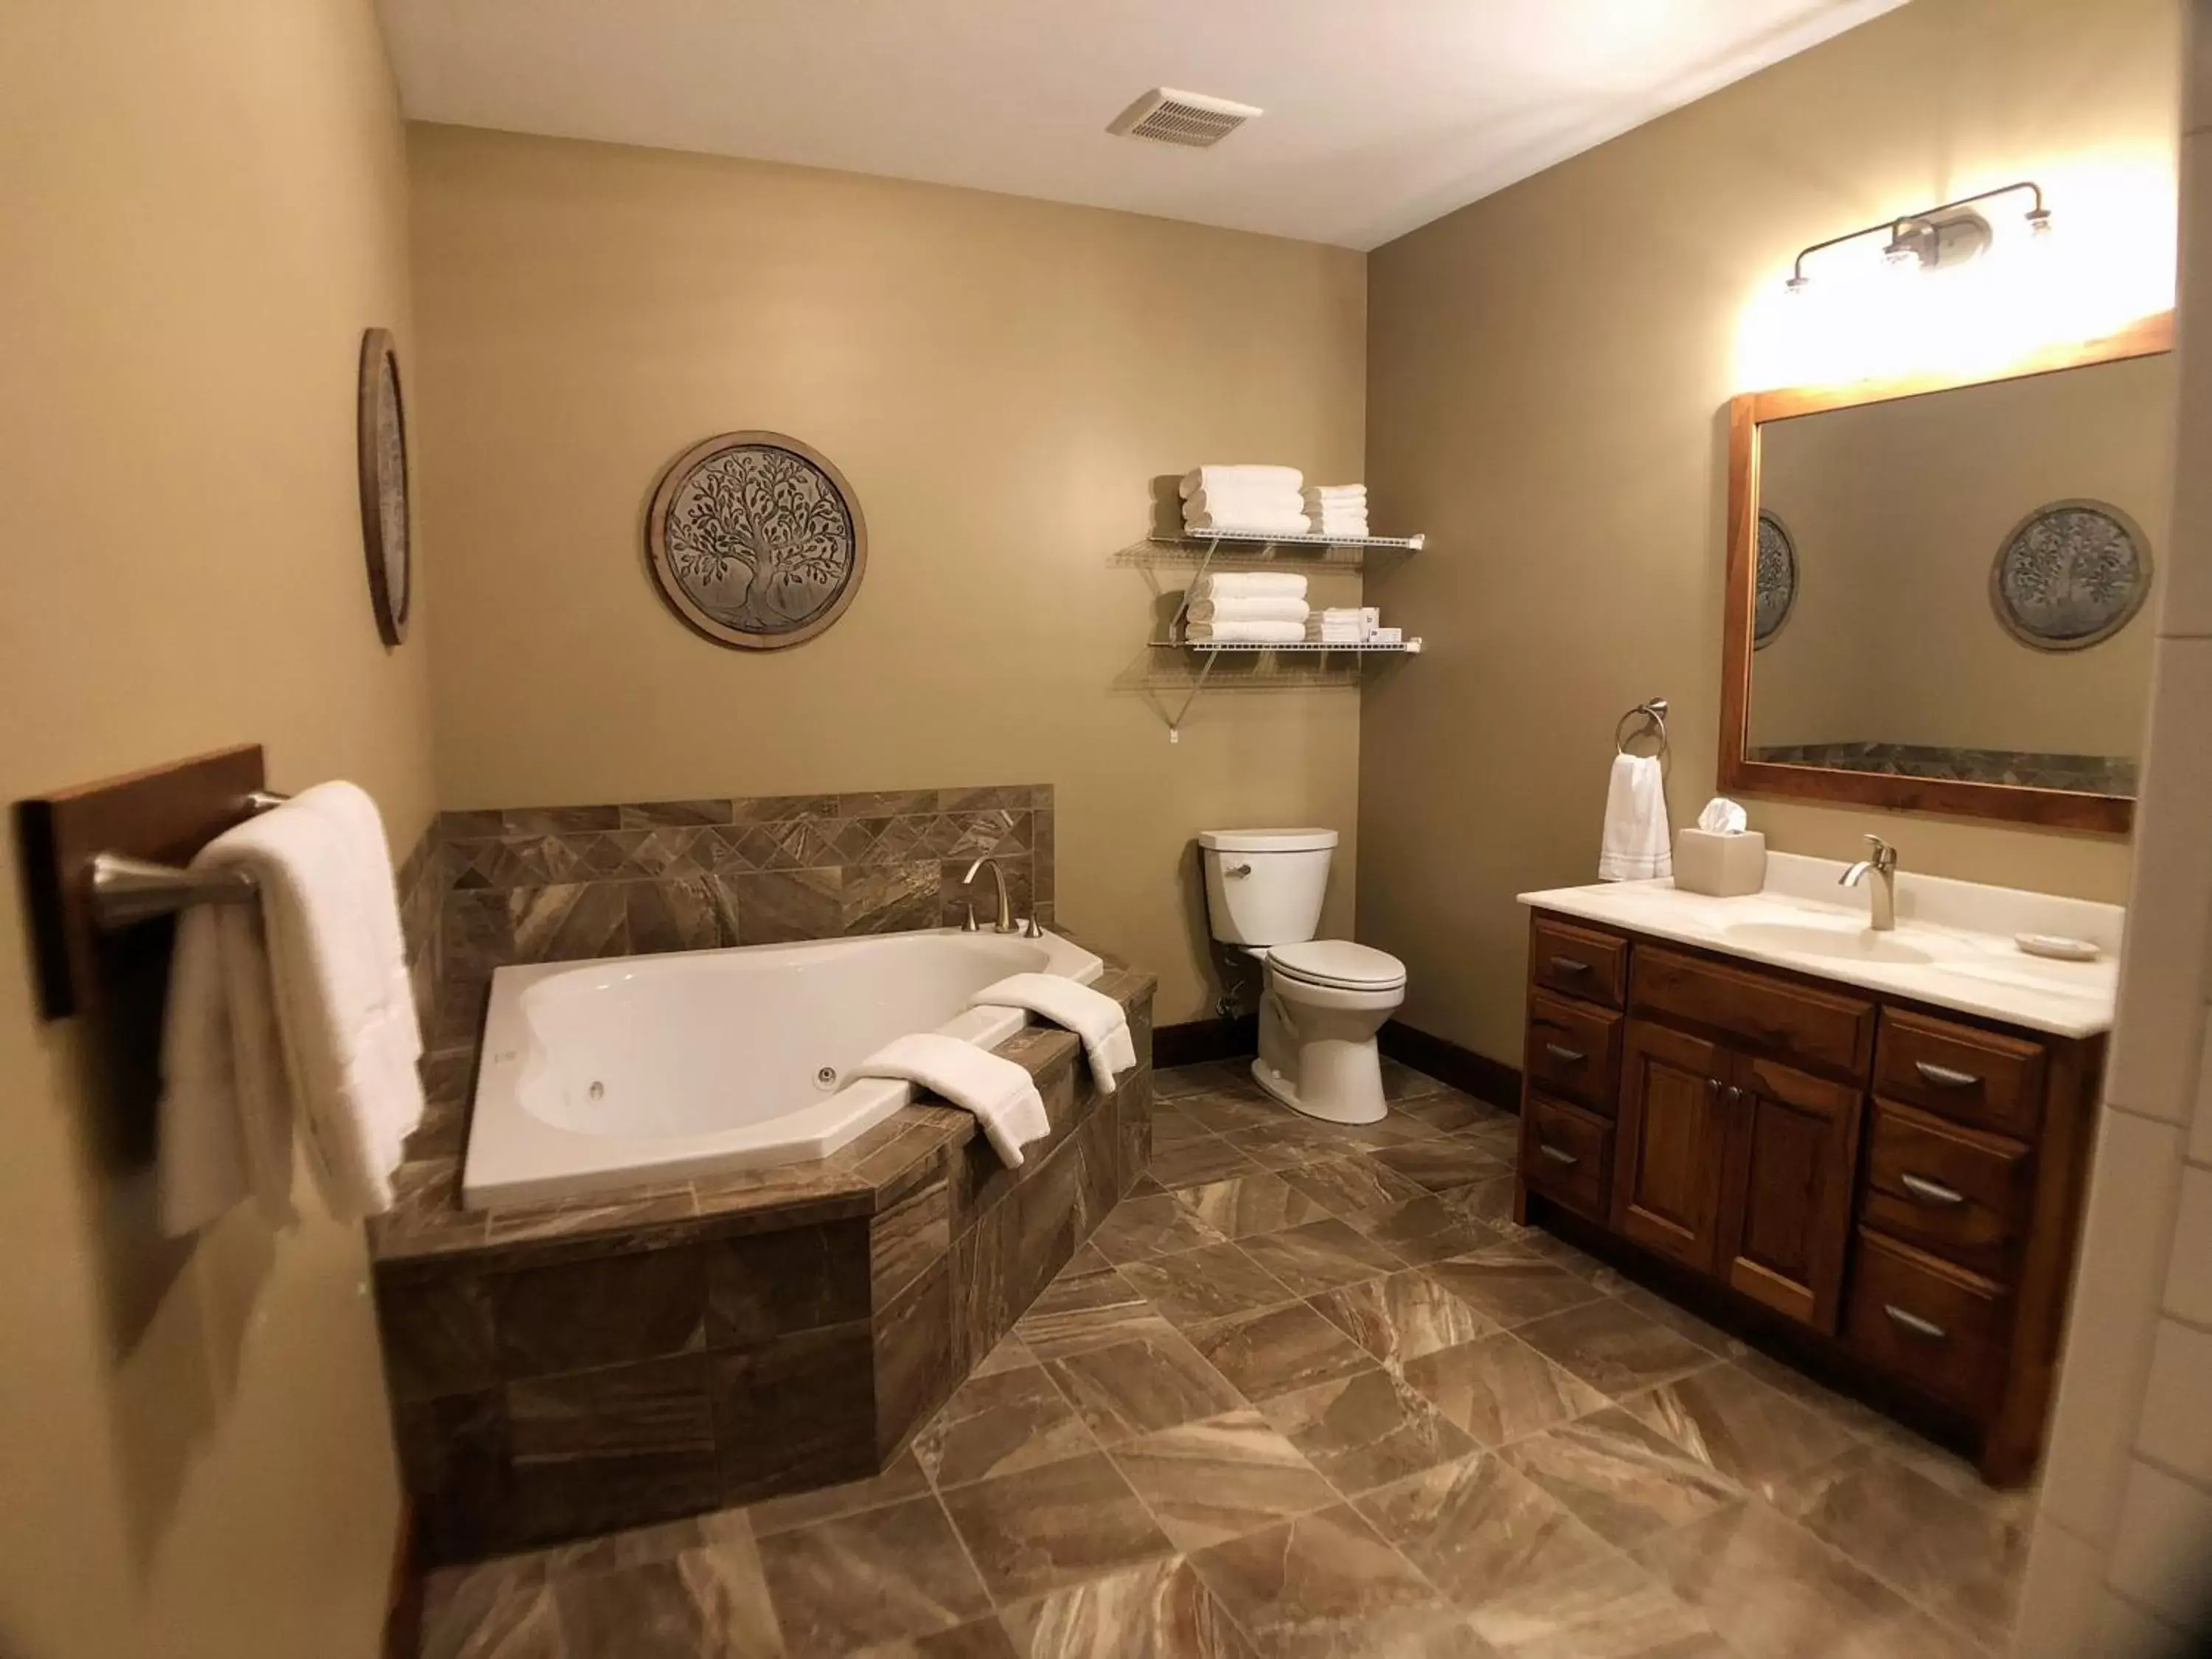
[
  {"xmin": 1187, "ymin": 619, "xmax": 1309, "ymax": 644},
  {"xmin": 1180, "ymin": 464, "xmax": 1302, "ymax": 499},
  {"xmin": 1186, "ymin": 597, "xmax": 1310, "ymax": 625},
  {"xmin": 1191, "ymin": 571, "xmax": 1307, "ymax": 601},
  {"xmin": 1599, "ymin": 753, "xmax": 1673, "ymax": 883},
  {"xmin": 159, "ymin": 782, "xmax": 425, "ymax": 1234},
  {"xmin": 970, "ymin": 973, "xmax": 1137, "ymax": 1096},
  {"xmin": 855, "ymin": 1033, "xmax": 1048, "ymax": 1168}
]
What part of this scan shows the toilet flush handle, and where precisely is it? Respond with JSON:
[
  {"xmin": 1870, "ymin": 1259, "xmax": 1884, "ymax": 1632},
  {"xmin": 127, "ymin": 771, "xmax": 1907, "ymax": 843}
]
[{"xmin": 1222, "ymin": 863, "xmax": 1253, "ymax": 877}]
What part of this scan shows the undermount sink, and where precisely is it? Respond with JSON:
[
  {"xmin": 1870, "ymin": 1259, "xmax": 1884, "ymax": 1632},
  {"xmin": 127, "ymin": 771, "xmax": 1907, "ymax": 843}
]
[{"xmin": 1719, "ymin": 920, "xmax": 1937, "ymax": 966}]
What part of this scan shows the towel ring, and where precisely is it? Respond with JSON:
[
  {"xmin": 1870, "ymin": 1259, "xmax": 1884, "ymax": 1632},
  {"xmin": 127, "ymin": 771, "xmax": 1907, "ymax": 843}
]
[{"xmin": 1615, "ymin": 698, "xmax": 1669, "ymax": 757}]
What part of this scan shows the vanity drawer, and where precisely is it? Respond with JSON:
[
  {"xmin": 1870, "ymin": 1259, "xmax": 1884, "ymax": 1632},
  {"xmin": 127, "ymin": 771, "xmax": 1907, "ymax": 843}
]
[
  {"xmin": 1525, "ymin": 993, "xmax": 1622, "ymax": 1113},
  {"xmin": 1874, "ymin": 1011, "xmax": 2046, "ymax": 1139},
  {"xmin": 1630, "ymin": 947, "xmax": 1875, "ymax": 1079},
  {"xmin": 1860, "ymin": 1101, "xmax": 2031, "ymax": 1279},
  {"xmin": 1530, "ymin": 916, "xmax": 1627, "ymax": 1009},
  {"xmin": 1521, "ymin": 1093, "xmax": 1611, "ymax": 1220},
  {"xmin": 1845, "ymin": 1228, "xmax": 2009, "ymax": 1413}
]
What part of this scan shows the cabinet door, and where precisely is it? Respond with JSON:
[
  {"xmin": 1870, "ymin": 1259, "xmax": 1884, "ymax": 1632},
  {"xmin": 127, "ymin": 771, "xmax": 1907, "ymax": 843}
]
[
  {"xmin": 1714, "ymin": 1054, "xmax": 1863, "ymax": 1332},
  {"xmin": 1611, "ymin": 1020, "xmax": 1729, "ymax": 1274}
]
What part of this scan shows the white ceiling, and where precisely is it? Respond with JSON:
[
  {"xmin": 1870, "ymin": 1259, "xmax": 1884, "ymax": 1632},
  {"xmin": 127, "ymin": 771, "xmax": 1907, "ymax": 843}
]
[{"xmin": 378, "ymin": 0, "xmax": 1905, "ymax": 251}]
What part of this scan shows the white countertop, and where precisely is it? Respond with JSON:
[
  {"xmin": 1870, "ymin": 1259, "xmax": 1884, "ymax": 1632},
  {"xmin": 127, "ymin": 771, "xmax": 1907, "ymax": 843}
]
[{"xmin": 1519, "ymin": 852, "xmax": 2122, "ymax": 1038}]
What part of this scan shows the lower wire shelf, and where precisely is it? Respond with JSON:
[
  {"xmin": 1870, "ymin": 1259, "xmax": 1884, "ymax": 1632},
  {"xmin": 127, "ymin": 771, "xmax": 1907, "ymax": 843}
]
[{"xmin": 1149, "ymin": 639, "xmax": 1422, "ymax": 654}]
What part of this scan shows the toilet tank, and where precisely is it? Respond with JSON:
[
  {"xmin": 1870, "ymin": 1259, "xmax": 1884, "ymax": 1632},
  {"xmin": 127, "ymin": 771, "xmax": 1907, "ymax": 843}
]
[{"xmin": 1198, "ymin": 829, "xmax": 1339, "ymax": 947}]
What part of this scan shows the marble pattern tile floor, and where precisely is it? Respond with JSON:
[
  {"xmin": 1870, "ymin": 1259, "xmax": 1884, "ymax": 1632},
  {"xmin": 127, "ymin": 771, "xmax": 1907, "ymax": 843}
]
[{"xmin": 417, "ymin": 1061, "xmax": 2033, "ymax": 1658}]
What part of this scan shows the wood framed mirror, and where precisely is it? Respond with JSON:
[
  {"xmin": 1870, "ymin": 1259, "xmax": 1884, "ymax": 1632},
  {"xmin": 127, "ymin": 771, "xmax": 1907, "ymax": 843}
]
[{"xmin": 1719, "ymin": 312, "xmax": 2174, "ymax": 835}]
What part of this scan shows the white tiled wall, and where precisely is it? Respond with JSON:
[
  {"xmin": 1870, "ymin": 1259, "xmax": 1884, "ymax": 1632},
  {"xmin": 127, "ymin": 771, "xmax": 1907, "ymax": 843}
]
[{"xmin": 2014, "ymin": 8, "xmax": 2212, "ymax": 1650}]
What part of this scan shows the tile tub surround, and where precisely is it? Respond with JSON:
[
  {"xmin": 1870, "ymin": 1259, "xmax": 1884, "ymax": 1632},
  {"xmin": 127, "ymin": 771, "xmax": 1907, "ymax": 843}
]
[
  {"xmin": 417, "ymin": 1059, "xmax": 2029, "ymax": 1659},
  {"xmin": 372, "ymin": 953, "xmax": 1148, "ymax": 1564},
  {"xmin": 431, "ymin": 786, "xmax": 1054, "ymax": 1046}
]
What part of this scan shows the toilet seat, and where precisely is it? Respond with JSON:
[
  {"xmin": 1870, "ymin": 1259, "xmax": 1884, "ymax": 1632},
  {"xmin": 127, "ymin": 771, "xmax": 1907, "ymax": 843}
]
[{"xmin": 1266, "ymin": 939, "xmax": 1408, "ymax": 993}]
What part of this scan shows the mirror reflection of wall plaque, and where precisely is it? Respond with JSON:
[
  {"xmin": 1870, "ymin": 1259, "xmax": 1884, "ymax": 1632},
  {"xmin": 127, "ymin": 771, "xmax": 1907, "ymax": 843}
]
[
  {"xmin": 645, "ymin": 431, "xmax": 867, "ymax": 650},
  {"xmin": 356, "ymin": 327, "xmax": 411, "ymax": 647},
  {"xmin": 1753, "ymin": 509, "xmax": 1798, "ymax": 647},
  {"xmin": 1990, "ymin": 498, "xmax": 2152, "ymax": 652}
]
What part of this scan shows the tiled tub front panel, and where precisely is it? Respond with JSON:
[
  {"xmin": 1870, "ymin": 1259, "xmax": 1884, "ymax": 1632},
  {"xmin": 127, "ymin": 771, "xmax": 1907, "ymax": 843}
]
[
  {"xmin": 375, "ymin": 969, "xmax": 1151, "ymax": 1564},
  {"xmin": 431, "ymin": 786, "xmax": 1054, "ymax": 1045}
]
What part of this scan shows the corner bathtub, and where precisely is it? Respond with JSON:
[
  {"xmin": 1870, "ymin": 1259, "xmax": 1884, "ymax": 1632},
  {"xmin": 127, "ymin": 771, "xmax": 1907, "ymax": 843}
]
[{"xmin": 462, "ymin": 927, "xmax": 1104, "ymax": 1208}]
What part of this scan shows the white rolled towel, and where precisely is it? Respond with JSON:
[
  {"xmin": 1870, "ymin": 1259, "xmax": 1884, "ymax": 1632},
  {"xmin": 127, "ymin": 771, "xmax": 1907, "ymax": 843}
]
[
  {"xmin": 1185, "ymin": 509, "xmax": 1315, "ymax": 534},
  {"xmin": 1186, "ymin": 597, "xmax": 1310, "ymax": 625},
  {"xmin": 1180, "ymin": 464, "xmax": 1303, "ymax": 500},
  {"xmin": 1186, "ymin": 484, "xmax": 1306, "ymax": 515},
  {"xmin": 1187, "ymin": 619, "xmax": 1308, "ymax": 644},
  {"xmin": 1192, "ymin": 571, "xmax": 1307, "ymax": 600}
]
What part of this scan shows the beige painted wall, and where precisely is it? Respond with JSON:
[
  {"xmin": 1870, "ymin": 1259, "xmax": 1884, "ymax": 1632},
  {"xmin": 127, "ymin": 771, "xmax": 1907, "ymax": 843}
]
[
  {"xmin": 0, "ymin": 3, "xmax": 434, "ymax": 1655},
  {"xmin": 1753, "ymin": 352, "xmax": 2171, "ymax": 758},
  {"xmin": 408, "ymin": 125, "xmax": 1368, "ymax": 1022},
  {"xmin": 1361, "ymin": 0, "xmax": 2180, "ymax": 1062}
]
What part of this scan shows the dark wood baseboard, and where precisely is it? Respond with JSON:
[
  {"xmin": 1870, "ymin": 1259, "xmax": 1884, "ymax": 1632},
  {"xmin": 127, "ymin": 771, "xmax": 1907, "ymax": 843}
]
[
  {"xmin": 1380, "ymin": 1020, "xmax": 1522, "ymax": 1112},
  {"xmin": 1154, "ymin": 1014, "xmax": 1259, "ymax": 1069}
]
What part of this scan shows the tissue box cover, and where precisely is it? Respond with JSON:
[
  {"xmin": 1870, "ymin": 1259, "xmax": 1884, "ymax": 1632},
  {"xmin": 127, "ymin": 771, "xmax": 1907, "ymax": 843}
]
[{"xmin": 1674, "ymin": 827, "xmax": 1766, "ymax": 897}]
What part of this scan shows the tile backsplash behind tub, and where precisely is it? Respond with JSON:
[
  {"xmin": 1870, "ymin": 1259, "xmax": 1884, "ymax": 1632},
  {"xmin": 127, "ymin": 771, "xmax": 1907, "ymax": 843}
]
[{"xmin": 426, "ymin": 786, "xmax": 1054, "ymax": 1045}]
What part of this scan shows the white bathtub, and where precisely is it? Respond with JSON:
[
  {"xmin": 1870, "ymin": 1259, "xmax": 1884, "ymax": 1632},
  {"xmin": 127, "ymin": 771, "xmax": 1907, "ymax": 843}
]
[{"xmin": 461, "ymin": 927, "xmax": 1105, "ymax": 1208}]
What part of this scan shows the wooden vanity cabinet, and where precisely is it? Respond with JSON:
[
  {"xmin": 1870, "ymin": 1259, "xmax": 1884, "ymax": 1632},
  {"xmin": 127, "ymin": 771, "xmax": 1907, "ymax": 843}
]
[{"xmin": 1515, "ymin": 911, "xmax": 2103, "ymax": 1485}]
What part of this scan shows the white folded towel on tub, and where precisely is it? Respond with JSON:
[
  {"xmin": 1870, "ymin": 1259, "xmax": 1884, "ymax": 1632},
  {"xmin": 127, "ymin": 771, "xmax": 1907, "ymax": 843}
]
[
  {"xmin": 159, "ymin": 782, "xmax": 426, "ymax": 1234},
  {"xmin": 970, "ymin": 973, "xmax": 1137, "ymax": 1096},
  {"xmin": 854, "ymin": 1033, "xmax": 1049, "ymax": 1168}
]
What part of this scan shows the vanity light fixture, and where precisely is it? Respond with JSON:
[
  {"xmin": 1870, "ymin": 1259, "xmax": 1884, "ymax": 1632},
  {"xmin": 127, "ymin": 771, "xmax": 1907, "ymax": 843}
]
[{"xmin": 1785, "ymin": 181, "xmax": 2051, "ymax": 293}]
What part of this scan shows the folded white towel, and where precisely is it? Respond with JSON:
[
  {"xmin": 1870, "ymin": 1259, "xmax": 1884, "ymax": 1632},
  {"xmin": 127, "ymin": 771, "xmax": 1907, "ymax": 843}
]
[
  {"xmin": 970, "ymin": 973, "xmax": 1137, "ymax": 1096},
  {"xmin": 1186, "ymin": 484, "xmax": 1306, "ymax": 516},
  {"xmin": 159, "ymin": 783, "xmax": 426, "ymax": 1233},
  {"xmin": 1599, "ymin": 754, "xmax": 1673, "ymax": 883},
  {"xmin": 1317, "ymin": 608, "xmax": 1367, "ymax": 622},
  {"xmin": 1180, "ymin": 464, "xmax": 1303, "ymax": 500},
  {"xmin": 1188, "ymin": 619, "xmax": 1309, "ymax": 644},
  {"xmin": 1192, "ymin": 571, "xmax": 1307, "ymax": 600},
  {"xmin": 1187, "ymin": 597, "xmax": 1310, "ymax": 625},
  {"xmin": 1185, "ymin": 508, "xmax": 1314, "ymax": 535},
  {"xmin": 1302, "ymin": 484, "xmax": 1368, "ymax": 502},
  {"xmin": 855, "ymin": 1033, "xmax": 1048, "ymax": 1167}
]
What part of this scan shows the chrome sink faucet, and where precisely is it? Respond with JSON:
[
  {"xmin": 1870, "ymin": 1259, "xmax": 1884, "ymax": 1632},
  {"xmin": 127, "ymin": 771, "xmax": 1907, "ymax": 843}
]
[
  {"xmin": 960, "ymin": 855, "xmax": 1043, "ymax": 937},
  {"xmin": 1840, "ymin": 834, "xmax": 1900, "ymax": 931}
]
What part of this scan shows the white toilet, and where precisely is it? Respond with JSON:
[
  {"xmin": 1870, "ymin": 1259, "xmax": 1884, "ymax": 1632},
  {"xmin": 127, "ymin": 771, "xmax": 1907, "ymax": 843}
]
[{"xmin": 1197, "ymin": 829, "xmax": 1408, "ymax": 1125}]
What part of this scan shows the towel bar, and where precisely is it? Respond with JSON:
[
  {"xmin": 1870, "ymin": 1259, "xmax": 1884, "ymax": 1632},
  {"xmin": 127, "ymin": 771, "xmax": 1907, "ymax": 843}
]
[{"xmin": 88, "ymin": 790, "xmax": 290, "ymax": 929}]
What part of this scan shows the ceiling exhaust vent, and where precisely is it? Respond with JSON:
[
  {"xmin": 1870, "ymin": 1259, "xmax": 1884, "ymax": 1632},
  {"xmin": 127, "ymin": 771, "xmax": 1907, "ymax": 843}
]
[{"xmin": 1107, "ymin": 88, "xmax": 1262, "ymax": 150}]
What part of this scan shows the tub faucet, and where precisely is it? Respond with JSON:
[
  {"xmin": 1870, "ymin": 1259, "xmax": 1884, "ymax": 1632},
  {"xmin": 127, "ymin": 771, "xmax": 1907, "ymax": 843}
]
[
  {"xmin": 1840, "ymin": 834, "xmax": 1900, "ymax": 931},
  {"xmin": 961, "ymin": 856, "xmax": 1015, "ymax": 934}
]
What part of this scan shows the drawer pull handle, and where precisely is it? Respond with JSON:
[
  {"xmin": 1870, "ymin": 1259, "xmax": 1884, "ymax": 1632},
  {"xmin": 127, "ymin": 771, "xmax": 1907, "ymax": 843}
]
[
  {"xmin": 1543, "ymin": 1043, "xmax": 1587, "ymax": 1065},
  {"xmin": 1900, "ymin": 1173, "xmax": 1966, "ymax": 1207},
  {"xmin": 1548, "ymin": 956, "xmax": 1592, "ymax": 975},
  {"xmin": 1915, "ymin": 1061, "xmax": 1981, "ymax": 1090},
  {"xmin": 1537, "ymin": 1144, "xmax": 1579, "ymax": 1166},
  {"xmin": 1883, "ymin": 1304, "xmax": 1949, "ymax": 1341}
]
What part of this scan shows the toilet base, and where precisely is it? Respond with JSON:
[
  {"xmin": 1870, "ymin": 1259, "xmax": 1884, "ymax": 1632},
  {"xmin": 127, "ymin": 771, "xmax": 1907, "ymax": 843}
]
[{"xmin": 1251, "ymin": 1047, "xmax": 1387, "ymax": 1126}]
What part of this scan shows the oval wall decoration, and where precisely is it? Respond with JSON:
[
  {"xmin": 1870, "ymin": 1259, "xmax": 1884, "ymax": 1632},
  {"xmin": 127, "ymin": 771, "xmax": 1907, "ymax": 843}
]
[
  {"xmin": 356, "ymin": 327, "xmax": 411, "ymax": 647},
  {"xmin": 645, "ymin": 431, "xmax": 868, "ymax": 650},
  {"xmin": 1753, "ymin": 509, "xmax": 1798, "ymax": 648},
  {"xmin": 1989, "ymin": 498, "xmax": 2152, "ymax": 652}
]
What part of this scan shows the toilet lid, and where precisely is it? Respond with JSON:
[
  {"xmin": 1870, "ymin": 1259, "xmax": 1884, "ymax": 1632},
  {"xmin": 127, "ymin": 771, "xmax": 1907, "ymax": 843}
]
[{"xmin": 1269, "ymin": 939, "xmax": 1408, "ymax": 991}]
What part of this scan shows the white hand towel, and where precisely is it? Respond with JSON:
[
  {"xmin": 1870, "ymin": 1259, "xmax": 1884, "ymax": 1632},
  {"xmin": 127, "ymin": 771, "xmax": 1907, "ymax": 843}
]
[
  {"xmin": 1307, "ymin": 512, "xmax": 1370, "ymax": 534},
  {"xmin": 159, "ymin": 782, "xmax": 426, "ymax": 1233},
  {"xmin": 854, "ymin": 1033, "xmax": 1048, "ymax": 1168},
  {"xmin": 1184, "ymin": 507, "xmax": 1314, "ymax": 535},
  {"xmin": 1599, "ymin": 754, "xmax": 1673, "ymax": 883},
  {"xmin": 1186, "ymin": 597, "xmax": 1310, "ymax": 625},
  {"xmin": 1188, "ymin": 619, "xmax": 1309, "ymax": 644},
  {"xmin": 1180, "ymin": 464, "xmax": 1303, "ymax": 500},
  {"xmin": 970, "ymin": 973, "xmax": 1137, "ymax": 1096},
  {"xmin": 1192, "ymin": 571, "xmax": 1307, "ymax": 600},
  {"xmin": 1301, "ymin": 485, "xmax": 1368, "ymax": 503}
]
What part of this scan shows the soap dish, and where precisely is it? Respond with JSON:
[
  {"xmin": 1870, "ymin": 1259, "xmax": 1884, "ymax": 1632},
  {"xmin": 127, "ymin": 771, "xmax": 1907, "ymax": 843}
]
[{"xmin": 2016, "ymin": 933, "xmax": 2101, "ymax": 962}]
